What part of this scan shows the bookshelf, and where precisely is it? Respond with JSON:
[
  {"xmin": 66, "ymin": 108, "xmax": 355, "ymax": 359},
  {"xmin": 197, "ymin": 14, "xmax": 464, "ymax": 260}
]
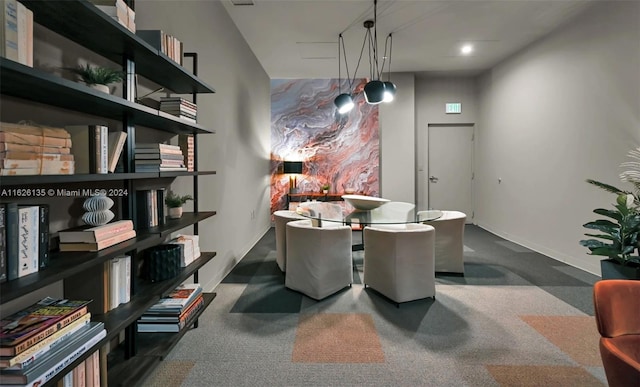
[{"xmin": 0, "ymin": 1, "xmax": 216, "ymax": 385}]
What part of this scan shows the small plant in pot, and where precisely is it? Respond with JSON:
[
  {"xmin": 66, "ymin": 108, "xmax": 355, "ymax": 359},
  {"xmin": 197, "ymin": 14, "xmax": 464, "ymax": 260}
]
[
  {"xmin": 66, "ymin": 64, "xmax": 125, "ymax": 94},
  {"xmin": 580, "ymin": 147, "xmax": 640, "ymax": 279},
  {"xmin": 321, "ymin": 184, "xmax": 330, "ymax": 194},
  {"xmin": 165, "ymin": 191, "xmax": 193, "ymax": 219}
]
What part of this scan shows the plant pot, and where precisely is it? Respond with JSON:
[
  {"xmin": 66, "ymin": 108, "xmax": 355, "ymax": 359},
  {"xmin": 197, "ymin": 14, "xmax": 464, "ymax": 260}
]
[
  {"xmin": 90, "ymin": 84, "xmax": 110, "ymax": 94},
  {"xmin": 323, "ymin": 190, "xmax": 328, "ymax": 194},
  {"xmin": 600, "ymin": 259, "xmax": 640, "ymax": 280},
  {"xmin": 168, "ymin": 207, "xmax": 183, "ymax": 219}
]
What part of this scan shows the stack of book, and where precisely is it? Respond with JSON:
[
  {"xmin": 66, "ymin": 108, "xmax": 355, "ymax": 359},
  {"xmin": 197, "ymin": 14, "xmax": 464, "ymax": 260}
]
[
  {"xmin": 89, "ymin": 0, "xmax": 135, "ymax": 33},
  {"xmin": 137, "ymin": 284, "xmax": 205, "ymax": 333},
  {"xmin": 169, "ymin": 234, "xmax": 201, "ymax": 267},
  {"xmin": 0, "ymin": 297, "xmax": 105, "ymax": 387},
  {"xmin": 0, "ymin": 123, "xmax": 74, "ymax": 176},
  {"xmin": 1, "ymin": 203, "xmax": 50, "ymax": 282},
  {"xmin": 58, "ymin": 219, "xmax": 136, "ymax": 252},
  {"xmin": 135, "ymin": 189, "xmax": 165, "ymax": 229},
  {"xmin": 159, "ymin": 97, "xmax": 197, "ymax": 123},
  {"xmin": 135, "ymin": 143, "xmax": 187, "ymax": 172},
  {"xmin": 178, "ymin": 134, "xmax": 194, "ymax": 171}
]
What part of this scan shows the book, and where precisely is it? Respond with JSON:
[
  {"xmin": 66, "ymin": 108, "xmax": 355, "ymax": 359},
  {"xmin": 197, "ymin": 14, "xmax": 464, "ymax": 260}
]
[
  {"xmin": 0, "ymin": 322, "xmax": 105, "ymax": 386},
  {"xmin": 72, "ymin": 361, "xmax": 86, "ymax": 387},
  {"xmin": 83, "ymin": 350, "xmax": 99, "ymax": 387},
  {"xmin": 4, "ymin": 202, "xmax": 18, "ymax": 280},
  {"xmin": 134, "ymin": 152, "xmax": 184, "ymax": 160},
  {"xmin": 0, "ymin": 132, "xmax": 70, "ymax": 149},
  {"xmin": 0, "ymin": 313, "xmax": 91, "ymax": 369},
  {"xmin": 135, "ymin": 143, "xmax": 181, "ymax": 151},
  {"xmin": 17, "ymin": 205, "xmax": 38, "ymax": 278},
  {"xmin": 58, "ymin": 220, "xmax": 134, "ymax": 244},
  {"xmin": 0, "ymin": 0, "xmax": 19, "ymax": 62},
  {"xmin": 137, "ymin": 295, "xmax": 204, "ymax": 333},
  {"xmin": 0, "ymin": 123, "xmax": 71, "ymax": 139},
  {"xmin": 108, "ymin": 257, "xmax": 120, "ymax": 310},
  {"xmin": 0, "ymin": 297, "xmax": 91, "ymax": 356},
  {"xmin": 145, "ymin": 284, "xmax": 202, "ymax": 313},
  {"xmin": 0, "ymin": 204, "xmax": 6, "ymax": 283},
  {"xmin": 58, "ymin": 229, "xmax": 136, "ymax": 252},
  {"xmin": 106, "ymin": 131, "xmax": 126, "ymax": 173},
  {"xmin": 38, "ymin": 204, "xmax": 49, "ymax": 269},
  {"xmin": 0, "ymin": 152, "xmax": 74, "ymax": 161},
  {"xmin": 94, "ymin": 125, "xmax": 108, "ymax": 174},
  {"xmin": 0, "ymin": 142, "xmax": 70, "ymax": 154}
]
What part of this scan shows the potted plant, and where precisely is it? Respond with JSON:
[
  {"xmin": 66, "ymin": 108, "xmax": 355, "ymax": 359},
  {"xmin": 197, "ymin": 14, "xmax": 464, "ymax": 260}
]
[
  {"xmin": 580, "ymin": 147, "xmax": 640, "ymax": 279},
  {"xmin": 321, "ymin": 184, "xmax": 330, "ymax": 194},
  {"xmin": 66, "ymin": 64, "xmax": 125, "ymax": 94},
  {"xmin": 165, "ymin": 191, "xmax": 193, "ymax": 219}
]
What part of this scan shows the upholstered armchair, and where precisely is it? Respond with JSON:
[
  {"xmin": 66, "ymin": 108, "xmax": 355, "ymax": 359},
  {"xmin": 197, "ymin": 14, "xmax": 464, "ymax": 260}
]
[
  {"xmin": 363, "ymin": 223, "xmax": 436, "ymax": 304},
  {"xmin": 273, "ymin": 210, "xmax": 305, "ymax": 272},
  {"xmin": 285, "ymin": 219, "xmax": 353, "ymax": 300},
  {"xmin": 593, "ymin": 279, "xmax": 640, "ymax": 387},
  {"xmin": 417, "ymin": 210, "xmax": 466, "ymax": 274}
]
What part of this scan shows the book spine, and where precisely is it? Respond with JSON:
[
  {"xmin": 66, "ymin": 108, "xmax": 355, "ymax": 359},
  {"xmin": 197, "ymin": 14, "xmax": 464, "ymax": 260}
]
[
  {"xmin": 92, "ymin": 126, "xmax": 108, "ymax": 174},
  {"xmin": 0, "ymin": 142, "xmax": 71, "ymax": 154},
  {"xmin": 0, "ymin": 152, "xmax": 74, "ymax": 161},
  {"xmin": 17, "ymin": 206, "xmax": 38, "ymax": 278},
  {"xmin": 1, "ymin": 314, "xmax": 91, "ymax": 369},
  {"xmin": 21, "ymin": 327, "xmax": 106, "ymax": 387},
  {"xmin": 1, "ymin": 0, "xmax": 19, "ymax": 61},
  {"xmin": 8, "ymin": 307, "xmax": 88, "ymax": 356},
  {"xmin": 109, "ymin": 258, "xmax": 120, "ymax": 310},
  {"xmin": 38, "ymin": 204, "xmax": 49, "ymax": 269},
  {"xmin": 0, "ymin": 132, "xmax": 70, "ymax": 148},
  {"xmin": 0, "ymin": 204, "xmax": 6, "ymax": 283},
  {"xmin": 15, "ymin": 1, "xmax": 27, "ymax": 66},
  {"xmin": 4, "ymin": 203, "xmax": 18, "ymax": 280}
]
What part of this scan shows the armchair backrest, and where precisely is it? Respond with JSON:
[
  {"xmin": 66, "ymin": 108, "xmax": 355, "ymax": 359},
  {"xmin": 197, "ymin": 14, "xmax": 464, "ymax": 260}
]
[{"xmin": 593, "ymin": 279, "xmax": 640, "ymax": 338}]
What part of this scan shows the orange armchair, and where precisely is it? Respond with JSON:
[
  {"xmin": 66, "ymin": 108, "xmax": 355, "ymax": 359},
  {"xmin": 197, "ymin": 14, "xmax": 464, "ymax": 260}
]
[{"xmin": 593, "ymin": 279, "xmax": 640, "ymax": 387}]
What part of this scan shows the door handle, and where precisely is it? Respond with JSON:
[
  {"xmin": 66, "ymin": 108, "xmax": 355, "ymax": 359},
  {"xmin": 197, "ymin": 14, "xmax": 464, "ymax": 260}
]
[{"xmin": 429, "ymin": 176, "xmax": 439, "ymax": 183}]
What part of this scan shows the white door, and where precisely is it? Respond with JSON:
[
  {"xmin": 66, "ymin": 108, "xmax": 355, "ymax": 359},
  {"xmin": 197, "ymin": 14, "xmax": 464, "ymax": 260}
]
[{"xmin": 426, "ymin": 124, "xmax": 474, "ymax": 222}]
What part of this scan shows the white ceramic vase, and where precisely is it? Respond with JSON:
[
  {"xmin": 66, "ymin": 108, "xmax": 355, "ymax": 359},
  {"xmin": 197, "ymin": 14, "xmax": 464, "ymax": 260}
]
[{"xmin": 168, "ymin": 207, "xmax": 183, "ymax": 219}]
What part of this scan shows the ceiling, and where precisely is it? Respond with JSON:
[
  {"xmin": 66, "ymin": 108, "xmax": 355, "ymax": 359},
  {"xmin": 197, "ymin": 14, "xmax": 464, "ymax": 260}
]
[{"xmin": 221, "ymin": 0, "xmax": 596, "ymax": 79}]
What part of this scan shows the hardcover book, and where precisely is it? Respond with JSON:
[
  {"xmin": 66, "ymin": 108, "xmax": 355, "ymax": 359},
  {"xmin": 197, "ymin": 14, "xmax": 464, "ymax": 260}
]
[
  {"xmin": 0, "ymin": 297, "xmax": 91, "ymax": 356},
  {"xmin": 58, "ymin": 229, "xmax": 136, "ymax": 252},
  {"xmin": 0, "ymin": 122, "xmax": 71, "ymax": 139},
  {"xmin": 145, "ymin": 284, "xmax": 202, "ymax": 313},
  {"xmin": 17, "ymin": 205, "xmax": 38, "ymax": 278},
  {"xmin": 0, "ymin": 204, "xmax": 6, "ymax": 283},
  {"xmin": 58, "ymin": 220, "xmax": 134, "ymax": 244},
  {"xmin": 0, "ymin": 322, "xmax": 105, "ymax": 385}
]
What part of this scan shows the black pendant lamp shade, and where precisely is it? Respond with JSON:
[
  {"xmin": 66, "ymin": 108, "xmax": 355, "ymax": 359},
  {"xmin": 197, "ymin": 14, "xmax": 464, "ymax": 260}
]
[
  {"xmin": 334, "ymin": 93, "xmax": 355, "ymax": 114},
  {"xmin": 283, "ymin": 161, "xmax": 303, "ymax": 174},
  {"xmin": 383, "ymin": 81, "xmax": 396, "ymax": 102},
  {"xmin": 364, "ymin": 80, "xmax": 385, "ymax": 104}
]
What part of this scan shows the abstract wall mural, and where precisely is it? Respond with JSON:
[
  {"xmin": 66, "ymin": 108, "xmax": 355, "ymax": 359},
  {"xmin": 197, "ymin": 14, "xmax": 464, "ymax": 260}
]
[{"xmin": 270, "ymin": 78, "xmax": 379, "ymax": 213}]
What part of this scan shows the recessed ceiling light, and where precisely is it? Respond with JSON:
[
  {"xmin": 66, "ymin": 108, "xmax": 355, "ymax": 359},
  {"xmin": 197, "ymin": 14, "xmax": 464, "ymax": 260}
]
[{"xmin": 461, "ymin": 44, "xmax": 473, "ymax": 55}]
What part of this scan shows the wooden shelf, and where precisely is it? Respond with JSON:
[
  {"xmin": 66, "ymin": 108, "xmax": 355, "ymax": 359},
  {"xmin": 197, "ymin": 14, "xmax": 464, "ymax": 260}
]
[
  {"xmin": 20, "ymin": 0, "xmax": 215, "ymax": 95},
  {"xmin": 0, "ymin": 59, "xmax": 213, "ymax": 135},
  {"xmin": 140, "ymin": 211, "xmax": 216, "ymax": 238}
]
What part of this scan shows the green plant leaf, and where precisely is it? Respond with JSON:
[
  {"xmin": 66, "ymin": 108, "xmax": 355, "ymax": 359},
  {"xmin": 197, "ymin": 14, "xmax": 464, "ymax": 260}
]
[
  {"xmin": 583, "ymin": 233, "xmax": 615, "ymax": 241},
  {"xmin": 593, "ymin": 208, "xmax": 623, "ymax": 222},
  {"xmin": 586, "ymin": 179, "xmax": 629, "ymax": 195},
  {"xmin": 583, "ymin": 219, "xmax": 619, "ymax": 233},
  {"xmin": 579, "ymin": 239, "xmax": 606, "ymax": 248}
]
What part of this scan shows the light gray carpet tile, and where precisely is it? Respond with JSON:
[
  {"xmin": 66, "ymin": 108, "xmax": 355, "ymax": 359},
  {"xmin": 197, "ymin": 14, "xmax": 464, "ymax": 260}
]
[{"xmin": 463, "ymin": 245, "xmax": 474, "ymax": 253}]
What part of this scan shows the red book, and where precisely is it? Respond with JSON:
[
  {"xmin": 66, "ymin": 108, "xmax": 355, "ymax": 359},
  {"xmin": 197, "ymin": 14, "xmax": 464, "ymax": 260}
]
[{"xmin": 0, "ymin": 297, "xmax": 91, "ymax": 356}]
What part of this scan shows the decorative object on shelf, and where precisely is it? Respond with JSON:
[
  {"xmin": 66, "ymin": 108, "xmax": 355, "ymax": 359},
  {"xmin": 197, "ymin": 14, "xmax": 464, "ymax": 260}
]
[
  {"xmin": 82, "ymin": 193, "xmax": 115, "ymax": 226},
  {"xmin": 322, "ymin": 184, "xmax": 330, "ymax": 194},
  {"xmin": 580, "ymin": 147, "xmax": 640, "ymax": 279},
  {"xmin": 141, "ymin": 244, "xmax": 182, "ymax": 282},
  {"xmin": 334, "ymin": 0, "xmax": 396, "ymax": 113},
  {"xmin": 283, "ymin": 161, "xmax": 303, "ymax": 194},
  {"xmin": 165, "ymin": 191, "xmax": 193, "ymax": 219},
  {"xmin": 65, "ymin": 64, "xmax": 125, "ymax": 94}
]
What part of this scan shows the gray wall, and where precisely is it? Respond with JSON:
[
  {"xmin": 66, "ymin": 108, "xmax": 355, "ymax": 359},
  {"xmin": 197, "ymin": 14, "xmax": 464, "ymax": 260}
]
[
  {"xmin": 137, "ymin": 1, "xmax": 272, "ymax": 291},
  {"xmin": 474, "ymin": 1, "xmax": 640, "ymax": 275}
]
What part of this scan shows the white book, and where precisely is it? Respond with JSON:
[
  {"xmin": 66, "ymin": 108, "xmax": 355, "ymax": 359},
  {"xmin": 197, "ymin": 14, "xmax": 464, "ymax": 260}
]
[
  {"xmin": 117, "ymin": 255, "xmax": 130, "ymax": 305},
  {"xmin": 96, "ymin": 126, "xmax": 108, "ymax": 174},
  {"xmin": 107, "ymin": 131, "xmax": 127, "ymax": 173},
  {"xmin": 109, "ymin": 258, "xmax": 121, "ymax": 309},
  {"xmin": 0, "ymin": 0, "xmax": 19, "ymax": 62},
  {"xmin": 17, "ymin": 205, "xmax": 38, "ymax": 277}
]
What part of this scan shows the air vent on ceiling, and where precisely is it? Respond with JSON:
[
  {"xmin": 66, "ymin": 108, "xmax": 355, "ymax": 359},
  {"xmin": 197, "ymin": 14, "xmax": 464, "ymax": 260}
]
[{"xmin": 231, "ymin": 0, "xmax": 254, "ymax": 5}]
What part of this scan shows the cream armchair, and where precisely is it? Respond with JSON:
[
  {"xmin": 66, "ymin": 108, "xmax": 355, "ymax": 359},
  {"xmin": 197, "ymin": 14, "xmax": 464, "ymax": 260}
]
[
  {"xmin": 417, "ymin": 210, "xmax": 466, "ymax": 274},
  {"xmin": 370, "ymin": 201, "xmax": 415, "ymax": 223},
  {"xmin": 273, "ymin": 210, "xmax": 305, "ymax": 272},
  {"xmin": 363, "ymin": 223, "xmax": 436, "ymax": 304},
  {"xmin": 285, "ymin": 219, "xmax": 353, "ymax": 300}
]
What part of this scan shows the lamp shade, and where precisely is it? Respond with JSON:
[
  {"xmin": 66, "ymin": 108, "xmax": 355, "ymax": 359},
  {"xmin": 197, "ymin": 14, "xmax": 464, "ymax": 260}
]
[
  {"xmin": 334, "ymin": 93, "xmax": 354, "ymax": 114},
  {"xmin": 283, "ymin": 161, "xmax": 303, "ymax": 174},
  {"xmin": 383, "ymin": 81, "xmax": 396, "ymax": 102},
  {"xmin": 364, "ymin": 80, "xmax": 385, "ymax": 104}
]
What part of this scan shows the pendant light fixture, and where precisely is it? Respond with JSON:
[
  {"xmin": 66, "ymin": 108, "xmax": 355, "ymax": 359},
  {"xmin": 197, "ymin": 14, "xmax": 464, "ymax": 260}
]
[{"xmin": 333, "ymin": 0, "xmax": 397, "ymax": 113}]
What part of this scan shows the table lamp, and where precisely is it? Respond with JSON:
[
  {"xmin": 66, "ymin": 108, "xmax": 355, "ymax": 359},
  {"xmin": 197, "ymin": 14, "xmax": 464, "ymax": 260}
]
[{"xmin": 283, "ymin": 161, "xmax": 303, "ymax": 194}]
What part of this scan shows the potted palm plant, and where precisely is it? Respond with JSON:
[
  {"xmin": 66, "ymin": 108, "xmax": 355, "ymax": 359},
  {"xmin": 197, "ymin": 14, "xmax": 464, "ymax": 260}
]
[
  {"xmin": 580, "ymin": 147, "xmax": 640, "ymax": 279},
  {"xmin": 165, "ymin": 191, "xmax": 193, "ymax": 219},
  {"xmin": 66, "ymin": 64, "xmax": 125, "ymax": 94}
]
